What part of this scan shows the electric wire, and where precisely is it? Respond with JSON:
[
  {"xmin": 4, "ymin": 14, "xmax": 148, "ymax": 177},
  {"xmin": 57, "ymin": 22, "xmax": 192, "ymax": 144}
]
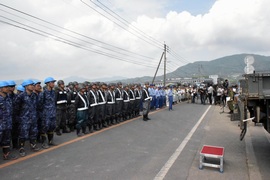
[
  {"xmin": 80, "ymin": 0, "xmax": 164, "ymax": 50},
  {"xmin": 0, "ymin": 3, "xmax": 156, "ymax": 61},
  {"xmin": 94, "ymin": 0, "xmax": 163, "ymax": 46},
  {"xmin": 0, "ymin": 18, "xmax": 157, "ymax": 69}
]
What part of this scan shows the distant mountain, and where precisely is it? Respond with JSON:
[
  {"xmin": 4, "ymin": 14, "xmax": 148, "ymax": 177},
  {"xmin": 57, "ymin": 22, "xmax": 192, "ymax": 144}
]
[
  {"xmin": 117, "ymin": 53, "xmax": 270, "ymax": 84},
  {"xmin": 166, "ymin": 54, "xmax": 270, "ymax": 78}
]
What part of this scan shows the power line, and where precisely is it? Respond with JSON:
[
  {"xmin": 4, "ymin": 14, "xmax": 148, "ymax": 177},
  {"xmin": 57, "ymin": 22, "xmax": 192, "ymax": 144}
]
[
  {"xmin": 0, "ymin": 18, "xmax": 158, "ymax": 69},
  {"xmin": 0, "ymin": 3, "xmax": 156, "ymax": 61},
  {"xmin": 94, "ymin": 0, "xmax": 163, "ymax": 46},
  {"xmin": 80, "ymin": 0, "xmax": 164, "ymax": 50}
]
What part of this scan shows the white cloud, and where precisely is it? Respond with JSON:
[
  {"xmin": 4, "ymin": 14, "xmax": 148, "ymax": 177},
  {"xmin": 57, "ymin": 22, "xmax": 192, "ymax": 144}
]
[{"xmin": 0, "ymin": 0, "xmax": 269, "ymax": 82}]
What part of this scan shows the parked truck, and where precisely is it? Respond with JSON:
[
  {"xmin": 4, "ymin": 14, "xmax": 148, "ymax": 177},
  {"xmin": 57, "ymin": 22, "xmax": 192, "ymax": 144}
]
[{"xmin": 238, "ymin": 71, "xmax": 270, "ymax": 140}]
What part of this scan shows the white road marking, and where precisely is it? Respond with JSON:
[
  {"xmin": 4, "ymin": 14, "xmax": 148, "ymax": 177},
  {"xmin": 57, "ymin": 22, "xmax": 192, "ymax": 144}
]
[{"xmin": 154, "ymin": 106, "xmax": 211, "ymax": 180}]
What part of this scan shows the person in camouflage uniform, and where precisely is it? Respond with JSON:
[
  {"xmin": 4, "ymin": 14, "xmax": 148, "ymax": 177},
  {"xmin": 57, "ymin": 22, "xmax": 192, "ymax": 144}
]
[
  {"xmin": 0, "ymin": 81, "xmax": 18, "ymax": 160},
  {"xmin": 38, "ymin": 77, "xmax": 57, "ymax": 149},
  {"xmin": 33, "ymin": 80, "xmax": 42, "ymax": 143},
  {"xmin": 14, "ymin": 79, "xmax": 40, "ymax": 157},
  {"xmin": 6, "ymin": 80, "xmax": 19, "ymax": 150}
]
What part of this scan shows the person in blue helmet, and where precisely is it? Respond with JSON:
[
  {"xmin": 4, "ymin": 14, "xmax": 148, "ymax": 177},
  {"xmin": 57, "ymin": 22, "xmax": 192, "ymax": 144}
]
[
  {"xmin": 14, "ymin": 79, "xmax": 40, "ymax": 157},
  {"xmin": 0, "ymin": 81, "xmax": 18, "ymax": 160},
  {"xmin": 38, "ymin": 77, "xmax": 57, "ymax": 149},
  {"xmin": 6, "ymin": 80, "xmax": 19, "ymax": 150},
  {"xmin": 33, "ymin": 80, "xmax": 42, "ymax": 143},
  {"xmin": 16, "ymin": 85, "xmax": 25, "ymax": 93}
]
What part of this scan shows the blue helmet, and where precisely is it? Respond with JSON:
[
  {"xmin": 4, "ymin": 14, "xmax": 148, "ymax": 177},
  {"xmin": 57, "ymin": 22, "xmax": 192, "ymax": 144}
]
[
  {"xmin": 44, "ymin": 77, "xmax": 56, "ymax": 84},
  {"xmin": 6, "ymin": 80, "xmax": 16, "ymax": 86},
  {"xmin": 33, "ymin": 80, "xmax": 41, "ymax": 85},
  {"xmin": 17, "ymin": 85, "xmax": 25, "ymax": 92},
  {"xmin": 22, "ymin": 79, "xmax": 34, "ymax": 87},
  {"xmin": 0, "ymin": 81, "xmax": 9, "ymax": 88}
]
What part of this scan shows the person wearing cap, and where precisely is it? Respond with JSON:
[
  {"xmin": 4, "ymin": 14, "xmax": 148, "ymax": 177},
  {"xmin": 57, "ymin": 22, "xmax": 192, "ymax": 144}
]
[
  {"xmin": 142, "ymin": 82, "xmax": 151, "ymax": 121},
  {"xmin": 38, "ymin": 77, "xmax": 57, "ymax": 149},
  {"xmin": 134, "ymin": 84, "xmax": 142, "ymax": 117},
  {"xmin": 87, "ymin": 82, "xmax": 99, "ymax": 131},
  {"xmin": 14, "ymin": 79, "xmax": 40, "ymax": 157},
  {"xmin": 105, "ymin": 83, "xmax": 115, "ymax": 126},
  {"xmin": 114, "ymin": 82, "xmax": 123, "ymax": 123},
  {"xmin": 74, "ymin": 83, "xmax": 89, "ymax": 136},
  {"xmin": 66, "ymin": 82, "xmax": 77, "ymax": 132},
  {"xmin": 128, "ymin": 84, "xmax": 136, "ymax": 118},
  {"xmin": 97, "ymin": 83, "xmax": 107, "ymax": 128},
  {"xmin": 0, "ymin": 81, "xmax": 18, "ymax": 160},
  {"xmin": 122, "ymin": 85, "xmax": 130, "ymax": 120},
  {"xmin": 55, "ymin": 80, "xmax": 70, "ymax": 136}
]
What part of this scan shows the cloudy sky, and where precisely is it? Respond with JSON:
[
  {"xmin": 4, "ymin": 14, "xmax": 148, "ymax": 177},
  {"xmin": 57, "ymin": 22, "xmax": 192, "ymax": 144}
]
[{"xmin": 0, "ymin": 0, "xmax": 269, "ymax": 82}]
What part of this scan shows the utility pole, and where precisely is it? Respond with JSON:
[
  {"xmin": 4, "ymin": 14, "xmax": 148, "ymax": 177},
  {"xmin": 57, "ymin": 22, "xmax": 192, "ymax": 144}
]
[{"xmin": 164, "ymin": 44, "xmax": 167, "ymax": 86}]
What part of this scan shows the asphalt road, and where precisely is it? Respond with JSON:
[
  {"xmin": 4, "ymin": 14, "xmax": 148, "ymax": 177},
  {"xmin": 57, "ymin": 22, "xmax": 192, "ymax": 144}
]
[
  {"xmin": 1, "ymin": 101, "xmax": 270, "ymax": 180},
  {"xmin": 0, "ymin": 102, "xmax": 210, "ymax": 180}
]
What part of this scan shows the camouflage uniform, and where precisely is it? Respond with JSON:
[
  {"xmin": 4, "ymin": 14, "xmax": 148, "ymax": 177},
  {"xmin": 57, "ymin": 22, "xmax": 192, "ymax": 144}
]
[
  {"xmin": 38, "ymin": 87, "xmax": 57, "ymax": 148},
  {"xmin": 0, "ymin": 82, "xmax": 17, "ymax": 160},
  {"xmin": 14, "ymin": 91, "xmax": 40, "ymax": 155}
]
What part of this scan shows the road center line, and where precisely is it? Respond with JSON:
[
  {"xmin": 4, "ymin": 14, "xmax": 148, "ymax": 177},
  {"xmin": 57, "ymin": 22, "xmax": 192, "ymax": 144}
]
[{"xmin": 154, "ymin": 106, "xmax": 211, "ymax": 180}]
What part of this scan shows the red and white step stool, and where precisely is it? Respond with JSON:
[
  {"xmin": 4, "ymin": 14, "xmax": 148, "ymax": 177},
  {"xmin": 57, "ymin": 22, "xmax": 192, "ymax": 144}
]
[{"xmin": 199, "ymin": 145, "xmax": 224, "ymax": 173}]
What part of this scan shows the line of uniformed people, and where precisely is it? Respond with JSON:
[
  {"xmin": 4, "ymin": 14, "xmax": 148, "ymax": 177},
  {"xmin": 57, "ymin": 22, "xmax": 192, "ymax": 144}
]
[
  {"xmin": 64, "ymin": 81, "xmax": 144, "ymax": 136},
  {"xmin": 0, "ymin": 77, "xmax": 157, "ymax": 160}
]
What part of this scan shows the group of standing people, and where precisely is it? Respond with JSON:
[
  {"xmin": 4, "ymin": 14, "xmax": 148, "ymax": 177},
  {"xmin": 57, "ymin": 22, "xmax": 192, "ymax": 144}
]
[
  {"xmin": 186, "ymin": 79, "xmax": 230, "ymax": 106},
  {"xmin": 0, "ymin": 77, "xmax": 57, "ymax": 160},
  {"xmin": 0, "ymin": 78, "xmax": 153, "ymax": 160}
]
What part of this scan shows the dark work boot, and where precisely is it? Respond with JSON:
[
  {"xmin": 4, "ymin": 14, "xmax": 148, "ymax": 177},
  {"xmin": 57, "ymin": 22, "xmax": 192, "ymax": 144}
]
[
  {"xmin": 77, "ymin": 128, "xmax": 84, "ymax": 137},
  {"xmin": 82, "ymin": 126, "xmax": 89, "ymax": 134},
  {"xmin": 41, "ymin": 134, "xmax": 49, "ymax": 149},
  {"xmin": 55, "ymin": 127, "xmax": 62, "ymax": 136},
  {"xmin": 30, "ymin": 139, "xmax": 40, "ymax": 152},
  {"xmin": 12, "ymin": 138, "xmax": 19, "ymax": 150},
  {"xmin": 62, "ymin": 126, "xmax": 71, "ymax": 133},
  {"xmin": 3, "ymin": 147, "xmax": 18, "ymax": 160},
  {"xmin": 88, "ymin": 125, "xmax": 94, "ymax": 133},
  {"xmin": 143, "ymin": 115, "xmax": 148, "ymax": 121},
  {"xmin": 18, "ymin": 139, "xmax": 26, "ymax": 157},
  {"xmin": 48, "ymin": 133, "xmax": 57, "ymax": 146}
]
